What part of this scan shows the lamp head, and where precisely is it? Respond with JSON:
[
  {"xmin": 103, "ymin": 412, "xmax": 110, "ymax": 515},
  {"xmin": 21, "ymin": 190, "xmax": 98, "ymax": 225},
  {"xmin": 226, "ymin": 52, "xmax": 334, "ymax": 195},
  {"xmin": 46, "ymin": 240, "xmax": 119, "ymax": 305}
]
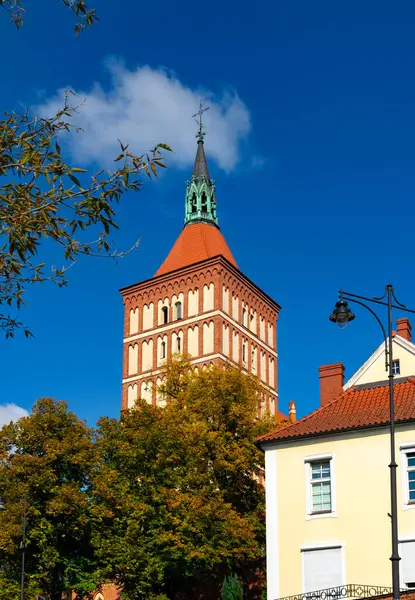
[{"xmin": 329, "ymin": 299, "xmax": 355, "ymax": 329}]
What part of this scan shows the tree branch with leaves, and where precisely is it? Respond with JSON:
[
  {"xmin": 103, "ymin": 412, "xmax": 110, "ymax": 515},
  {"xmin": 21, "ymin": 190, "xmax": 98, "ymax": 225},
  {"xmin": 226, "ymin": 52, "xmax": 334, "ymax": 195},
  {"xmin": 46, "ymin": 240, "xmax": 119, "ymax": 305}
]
[
  {"xmin": 0, "ymin": 93, "xmax": 171, "ymax": 337},
  {"xmin": 0, "ymin": 0, "xmax": 98, "ymax": 34}
]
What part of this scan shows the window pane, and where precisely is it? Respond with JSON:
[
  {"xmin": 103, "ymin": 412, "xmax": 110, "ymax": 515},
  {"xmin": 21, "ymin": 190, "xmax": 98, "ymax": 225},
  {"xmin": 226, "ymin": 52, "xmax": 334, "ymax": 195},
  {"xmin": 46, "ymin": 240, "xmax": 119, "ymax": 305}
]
[
  {"xmin": 321, "ymin": 465, "xmax": 331, "ymax": 478},
  {"xmin": 311, "ymin": 461, "xmax": 331, "ymax": 479},
  {"xmin": 311, "ymin": 464, "xmax": 321, "ymax": 478},
  {"xmin": 312, "ymin": 481, "xmax": 331, "ymax": 512},
  {"xmin": 408, "ymin": 454, "xmax": 415, "ymax": 468}
]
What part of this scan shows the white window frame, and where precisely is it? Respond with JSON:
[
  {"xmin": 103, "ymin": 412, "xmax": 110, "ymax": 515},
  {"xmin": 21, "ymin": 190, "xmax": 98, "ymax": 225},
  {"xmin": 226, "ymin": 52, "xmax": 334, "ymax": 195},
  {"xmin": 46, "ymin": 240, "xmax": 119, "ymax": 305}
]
[
  {"xmin": 305, "ymin": 454, "xmax": 337, "ymax": 520},
  {"xmin": 392, "ymin": 359, "xmax": 400, "ymax": 376},
  {"xmin": 301, "ymin": 543, "xmax": 346, "ymax": 594},
  {"xmin": 400, "ymin": 444, "xmax": 415, "ymax": 510}
]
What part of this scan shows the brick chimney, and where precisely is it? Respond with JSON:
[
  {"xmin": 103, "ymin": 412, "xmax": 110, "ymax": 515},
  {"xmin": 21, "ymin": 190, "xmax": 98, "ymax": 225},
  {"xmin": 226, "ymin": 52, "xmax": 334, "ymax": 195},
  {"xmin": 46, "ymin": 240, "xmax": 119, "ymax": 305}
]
[
  {"xmin": 396, "ymin": 318, "xmax": 412, "ymax": 342},
  {"xmin": 318, "ymin": 363, "xmax": 345, "ymax": 407},
  {"xmin": 288, "ymin": 400, "xmax": 296, "ymax": 423}
]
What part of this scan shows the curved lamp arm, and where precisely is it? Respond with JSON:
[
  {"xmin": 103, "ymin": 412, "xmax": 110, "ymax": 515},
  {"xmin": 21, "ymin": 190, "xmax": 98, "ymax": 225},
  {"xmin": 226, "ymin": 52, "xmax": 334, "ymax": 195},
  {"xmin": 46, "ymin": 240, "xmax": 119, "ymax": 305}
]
[{"xmin": 343, "ymin": 295, "xmax": 389, "ymax": 371}]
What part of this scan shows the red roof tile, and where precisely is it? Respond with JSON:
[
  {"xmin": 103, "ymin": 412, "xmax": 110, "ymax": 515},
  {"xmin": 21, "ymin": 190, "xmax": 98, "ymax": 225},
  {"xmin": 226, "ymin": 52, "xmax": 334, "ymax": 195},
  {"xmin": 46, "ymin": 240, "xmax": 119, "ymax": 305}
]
[
  {"xmin": 155, "ymin": 223, "xmax": 237, "ymax": 276},
  {"xmin": 258, "ymin": 378, "xmax": 415, "ymax": 444}
]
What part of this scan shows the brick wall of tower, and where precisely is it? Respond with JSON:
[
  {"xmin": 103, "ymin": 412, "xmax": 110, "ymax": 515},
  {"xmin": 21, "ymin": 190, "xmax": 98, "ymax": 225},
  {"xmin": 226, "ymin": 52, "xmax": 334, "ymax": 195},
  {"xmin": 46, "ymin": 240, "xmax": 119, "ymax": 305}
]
[{"xmin": 120, "ymin": 257, "xmax": 280, "ymax": 417}]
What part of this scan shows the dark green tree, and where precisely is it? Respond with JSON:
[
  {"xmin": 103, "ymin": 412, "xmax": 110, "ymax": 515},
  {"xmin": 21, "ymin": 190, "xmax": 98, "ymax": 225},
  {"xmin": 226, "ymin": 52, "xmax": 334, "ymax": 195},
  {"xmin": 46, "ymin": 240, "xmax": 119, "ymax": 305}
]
[
  {"xmin": 222, "ymin": 574, "xmax": 243, "ymax": 600},
  {"xmin": 0, "ymin": 398, "xmax": 98, "ymax": 600},
  {"xmin": 93, "ymin": 358, "xmax": 278, "ymax": 599}
]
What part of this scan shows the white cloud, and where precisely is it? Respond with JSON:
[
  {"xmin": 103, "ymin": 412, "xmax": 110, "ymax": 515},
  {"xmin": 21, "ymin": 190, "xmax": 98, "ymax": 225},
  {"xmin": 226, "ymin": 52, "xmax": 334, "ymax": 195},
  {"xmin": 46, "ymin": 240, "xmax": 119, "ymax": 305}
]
[
  {"xmin": 35, "ymin": 61, "xmax": 252, "ymax": 173},
  {"xmin": 0, "ymin": 403, "xmax": 28, "ymax": 427}
]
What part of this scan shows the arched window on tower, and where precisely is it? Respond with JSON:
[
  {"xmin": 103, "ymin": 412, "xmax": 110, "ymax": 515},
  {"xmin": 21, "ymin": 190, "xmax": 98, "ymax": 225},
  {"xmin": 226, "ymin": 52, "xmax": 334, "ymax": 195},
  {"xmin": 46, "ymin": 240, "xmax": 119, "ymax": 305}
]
[
  {"xmin": 177, "ymin": 336, "xmax": 181, "ymax": 352},
  {"xmin": 201, "ymin": 192, "xmax": 207, "ymax": 214},
  {"xmin": 242, "ymin": 307, "xmax": 247, "ymax": 326},
  {"xmin": 161, "ymin": 306, "xmax": 168, "ymax": 324},
  {"xmin": 175, "ymin": 301, "xmax": 182, "ymax": 320},
  {"xmin": 242, "ymin": 341, "xmax": 247, "ymax": 364},
  {"xmin": 191, "ymin": 193, "xmax": 197, "ymax": 213},
  {"xmin": 161, "ymin": 341, "xmax": 166, "ymax": 359},
  {"xmin": 211, "ymin": 198, "xmax": 216, "ymax": 217}
]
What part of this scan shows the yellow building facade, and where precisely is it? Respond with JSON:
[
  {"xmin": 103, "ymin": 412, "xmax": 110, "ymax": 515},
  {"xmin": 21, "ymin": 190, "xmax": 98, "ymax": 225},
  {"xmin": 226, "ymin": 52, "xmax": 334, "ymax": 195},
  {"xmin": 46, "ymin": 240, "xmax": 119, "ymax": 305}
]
[
  {"xmin": 260, "ymin": 320, "xmax": 415, "ymax": 600},
  {"xmin": 264, "ymin": 424, "xmax": 415, "ymax": 599}
]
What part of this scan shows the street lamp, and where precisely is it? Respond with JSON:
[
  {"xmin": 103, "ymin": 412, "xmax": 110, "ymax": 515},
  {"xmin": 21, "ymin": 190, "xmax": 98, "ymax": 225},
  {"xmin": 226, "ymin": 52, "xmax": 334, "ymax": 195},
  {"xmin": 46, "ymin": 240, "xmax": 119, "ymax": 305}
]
[{"xmin": 329, "ymin": 285, "xmax": 415, "ymax": 600}]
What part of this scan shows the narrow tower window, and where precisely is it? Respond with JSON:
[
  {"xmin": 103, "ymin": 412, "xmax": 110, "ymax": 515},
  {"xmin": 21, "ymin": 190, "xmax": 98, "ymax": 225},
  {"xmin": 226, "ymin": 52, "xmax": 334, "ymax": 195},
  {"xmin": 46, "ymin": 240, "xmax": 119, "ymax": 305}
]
[
  {"xmin": 191, "ymin": 193, "xmax": 197, "ymax": 213},
  {"xmin": 161, "ymin": 306, "xmax": 168, "ymax": 324},
  {"xmin": 201, "ymin": 192, "xmax": 207, "ymax": 213},
  {"xmin": 242, "ymin": 341, "xmax": 247, "ymax": 363},
  {"xmin": 211, "ymin": 198, "xmax": 216, "ymax": 217},
  {"xmin": 175, "ymin": 301, "xmax": 182, "ymax": 320},
  {"xmin": 177, "ymin": 336, "xmax": 181, "ymax": 352},
  {"xmin": 161, "ymin": 341, "xmax": 166, "ymax": 359}
]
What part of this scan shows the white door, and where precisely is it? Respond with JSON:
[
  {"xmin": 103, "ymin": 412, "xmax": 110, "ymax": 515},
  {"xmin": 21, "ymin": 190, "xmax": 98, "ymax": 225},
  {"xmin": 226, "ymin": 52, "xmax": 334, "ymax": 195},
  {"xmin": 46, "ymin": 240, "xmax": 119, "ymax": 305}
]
[
  {"xmin": 303, "ymin": 547, "xmax": 343, "ymax": 593},
  {"xmin": 400, "ymin": 540, "xmax": 415, "ymax": 588}
]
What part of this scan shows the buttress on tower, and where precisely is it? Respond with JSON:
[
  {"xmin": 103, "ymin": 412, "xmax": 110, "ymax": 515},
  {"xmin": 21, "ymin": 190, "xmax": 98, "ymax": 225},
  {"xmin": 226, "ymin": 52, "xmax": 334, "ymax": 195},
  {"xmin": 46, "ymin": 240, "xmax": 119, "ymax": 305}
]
[{"xmin": 120, "ymin": 126, "xmax": 281, "ymax": 416}]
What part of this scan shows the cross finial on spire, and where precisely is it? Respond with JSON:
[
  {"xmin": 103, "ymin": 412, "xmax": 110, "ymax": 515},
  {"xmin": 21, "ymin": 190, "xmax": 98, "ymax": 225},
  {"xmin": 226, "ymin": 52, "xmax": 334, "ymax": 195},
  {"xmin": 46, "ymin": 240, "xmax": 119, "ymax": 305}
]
[{"xmin": 192, "ymin": 100, "xmax": 210, "ymax": 142}]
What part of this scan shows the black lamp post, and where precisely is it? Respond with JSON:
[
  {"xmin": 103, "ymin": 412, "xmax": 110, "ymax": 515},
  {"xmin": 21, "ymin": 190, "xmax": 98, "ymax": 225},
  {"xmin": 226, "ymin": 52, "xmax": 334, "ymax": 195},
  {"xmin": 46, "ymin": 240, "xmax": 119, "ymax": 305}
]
[{"xmin": 329, "ymin": 285, "xmax": 415, "ymax": 600}]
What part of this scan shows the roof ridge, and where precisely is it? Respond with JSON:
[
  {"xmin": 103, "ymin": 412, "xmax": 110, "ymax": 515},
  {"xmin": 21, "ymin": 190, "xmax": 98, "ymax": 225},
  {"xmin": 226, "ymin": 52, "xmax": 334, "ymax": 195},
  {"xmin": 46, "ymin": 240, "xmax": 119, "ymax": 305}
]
[
  {"xmin": 257, "ymin": 377, "xmax": 415, "ymax": 443},
  {"xmin": 258, "ymin": 390, "xmax": 347, "ymax": 442},
  {"xmin": 258, "ymin": 377, "xmax": 415, "ymax": 445},
  {"xmin": 352, "ymin": 376, "xmax": 414, "ymax": 391}
]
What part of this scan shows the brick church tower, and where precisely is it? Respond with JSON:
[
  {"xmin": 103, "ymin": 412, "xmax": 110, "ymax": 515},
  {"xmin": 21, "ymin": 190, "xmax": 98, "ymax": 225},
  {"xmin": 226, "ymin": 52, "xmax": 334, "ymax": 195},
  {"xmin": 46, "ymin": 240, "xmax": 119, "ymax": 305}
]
[{"xmin": 120, "ymin": 124, "xmax": 281, "ymax": 415}]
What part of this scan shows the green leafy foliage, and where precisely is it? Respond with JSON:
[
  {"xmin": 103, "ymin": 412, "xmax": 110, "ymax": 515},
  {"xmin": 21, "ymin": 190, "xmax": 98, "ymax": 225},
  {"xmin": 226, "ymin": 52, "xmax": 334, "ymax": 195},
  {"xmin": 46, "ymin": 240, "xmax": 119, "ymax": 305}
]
[
  {"xmin": 0, "ymin": 398, "xmax": 98, "ymax": 600},
  {"xmin": 0, "ymin": 0, "xmax": 98, "ymax": 34},
  {"xmin": 0, "ymin": 96, "xmax": 171, "ymax": 337},
  {"xmin": 222, "ymin": 574, "xmax": 243, "ymax": 600},
  {"xmin": 0, "ymin": 361, "xmax": 280, "ymax": 598},
  {"xmin": 92, "ymin": 358, "xmax": 278, "ymax": 599}
]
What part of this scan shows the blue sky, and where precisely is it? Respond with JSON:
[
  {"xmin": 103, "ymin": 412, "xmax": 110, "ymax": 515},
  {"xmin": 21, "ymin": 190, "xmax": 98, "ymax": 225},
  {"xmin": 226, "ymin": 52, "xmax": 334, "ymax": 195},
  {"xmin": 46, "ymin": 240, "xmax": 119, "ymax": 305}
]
[{"xmin": 2, "ymin": 0, "xmax": 415, "ymax": 425}]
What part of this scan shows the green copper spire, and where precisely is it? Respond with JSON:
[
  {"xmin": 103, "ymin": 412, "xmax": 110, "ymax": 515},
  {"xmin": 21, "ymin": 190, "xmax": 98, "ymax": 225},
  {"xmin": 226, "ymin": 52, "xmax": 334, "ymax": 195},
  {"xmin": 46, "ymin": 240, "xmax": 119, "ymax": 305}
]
[{"xmin": 184, "ymin": 101, "xmax": 218, "ymax": 227}]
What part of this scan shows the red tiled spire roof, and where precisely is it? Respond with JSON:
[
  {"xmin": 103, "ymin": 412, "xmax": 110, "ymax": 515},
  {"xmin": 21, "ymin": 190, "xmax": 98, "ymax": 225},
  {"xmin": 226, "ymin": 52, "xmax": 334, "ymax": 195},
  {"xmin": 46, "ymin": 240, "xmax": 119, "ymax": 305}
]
[
  {"xmin": 258, "ymin": 378, "xmax": 415, "ymax": 444},
  {"xmin": 155, "ymin": 222, "xmax": 238, "ymax": 276}
]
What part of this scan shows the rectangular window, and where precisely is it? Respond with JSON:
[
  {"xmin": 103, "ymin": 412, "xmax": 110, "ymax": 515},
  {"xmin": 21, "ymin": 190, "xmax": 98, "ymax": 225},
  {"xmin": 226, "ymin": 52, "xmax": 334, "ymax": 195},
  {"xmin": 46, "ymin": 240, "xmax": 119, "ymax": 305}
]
[
  {"xmin": 305, "ymin": 455, "xmax": 335, "ymax": 517},
  {"xmin": 401, "ymin": 446, "xmax": 415, "ymax": 507},
  {"xmin": 407, "ymin": 452, "xmax": 415, "ymax": 504},
  {"xmin": 392, "ymin": 359, "xmax": 401, "ymax": 376},
  {"xmin": 302, "ymin": 546, "xmax": 343, "ymax": 593},
  {"xmin": 311, "ymin": 461, "xmax": 332, "ymax": 513}
]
